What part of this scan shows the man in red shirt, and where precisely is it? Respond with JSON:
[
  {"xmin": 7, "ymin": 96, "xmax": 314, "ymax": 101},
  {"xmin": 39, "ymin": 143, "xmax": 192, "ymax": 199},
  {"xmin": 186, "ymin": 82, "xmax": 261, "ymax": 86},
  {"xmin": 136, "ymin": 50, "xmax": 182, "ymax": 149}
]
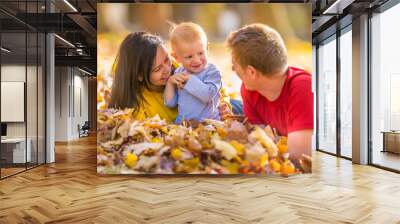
[{"xmin": 226, "ymin": 24, "xmax": 313, "ymax": 166}]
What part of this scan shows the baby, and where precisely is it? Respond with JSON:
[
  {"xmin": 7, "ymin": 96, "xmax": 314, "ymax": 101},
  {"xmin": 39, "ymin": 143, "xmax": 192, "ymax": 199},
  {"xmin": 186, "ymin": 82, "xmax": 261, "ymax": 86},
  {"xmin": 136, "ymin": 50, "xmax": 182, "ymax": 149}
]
[{"xmin": 164, "ymin": 22, "xmax": 222, "ymax": 124}]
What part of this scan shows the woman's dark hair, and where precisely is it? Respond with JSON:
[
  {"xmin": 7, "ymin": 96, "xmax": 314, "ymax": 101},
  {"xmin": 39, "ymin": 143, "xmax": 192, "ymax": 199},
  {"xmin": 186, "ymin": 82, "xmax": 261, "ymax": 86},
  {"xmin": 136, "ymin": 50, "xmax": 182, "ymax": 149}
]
[{"xmin": 109, "ymin": 32, "xmax": 163, "ymax": 110}]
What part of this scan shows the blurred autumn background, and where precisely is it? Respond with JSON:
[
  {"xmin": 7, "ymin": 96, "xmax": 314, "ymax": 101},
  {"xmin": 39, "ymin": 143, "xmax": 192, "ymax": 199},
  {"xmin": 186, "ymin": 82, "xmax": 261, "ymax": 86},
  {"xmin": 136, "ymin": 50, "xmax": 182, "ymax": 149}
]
[{"xmin": 97, "ymin": 3, "xmax": 311, "ymax": 110}]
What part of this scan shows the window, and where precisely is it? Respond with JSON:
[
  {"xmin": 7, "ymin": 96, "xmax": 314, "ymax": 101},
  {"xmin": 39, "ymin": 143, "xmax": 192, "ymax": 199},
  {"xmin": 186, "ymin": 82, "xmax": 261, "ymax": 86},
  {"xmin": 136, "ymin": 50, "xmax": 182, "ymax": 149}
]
[
  {"xmin": 317, "ymin": 36, "xmax": 337, "ymax": 154},
  {"xmin": 371, "ymin": 3, "xmax": 400, "ymax": 171},
  {"xmin": 1, "ymin": 8, "xmax": 28, "ymax": 178},
  {"xmin": 0, "ymin": 1, "xmax": 46, "ymax": 179},
  {"xmin": 339, "ymin": 28, "xmax": 352, "ymax": 158},
  {"xmin": 312, "ymin": 45, "xmax": 317, "ymax": 151}
]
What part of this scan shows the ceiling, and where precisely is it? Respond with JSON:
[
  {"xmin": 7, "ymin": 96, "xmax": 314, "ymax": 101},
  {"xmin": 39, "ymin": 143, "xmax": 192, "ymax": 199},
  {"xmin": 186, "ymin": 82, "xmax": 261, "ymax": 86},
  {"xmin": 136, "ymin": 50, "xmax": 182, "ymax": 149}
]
[
  {"xmin": 0, "ymin": 0, "xmax": 393, "ymax": 75},
  {"xmin": 1, "ymin": 0, "xmax": 97, "ymax": 75}
]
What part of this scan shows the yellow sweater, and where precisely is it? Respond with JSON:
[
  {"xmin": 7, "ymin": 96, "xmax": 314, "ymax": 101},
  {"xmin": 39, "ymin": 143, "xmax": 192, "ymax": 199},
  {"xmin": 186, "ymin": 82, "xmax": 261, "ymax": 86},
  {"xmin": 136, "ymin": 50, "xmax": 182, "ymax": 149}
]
[{"xmin": 134, "ymin": 88, "xmax": 178, "ymax": 123}]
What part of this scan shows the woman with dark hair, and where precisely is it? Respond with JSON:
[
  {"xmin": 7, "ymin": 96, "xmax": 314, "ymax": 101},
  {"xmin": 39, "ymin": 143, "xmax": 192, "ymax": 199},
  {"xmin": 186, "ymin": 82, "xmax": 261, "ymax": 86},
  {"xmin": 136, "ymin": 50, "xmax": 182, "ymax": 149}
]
[
  {"xmin": 109, "ymin": 31, "xmax": 178, "ymax": 122},
  {"xmin": 109, "ymin": 31, "xmax": 241, "ymax": 122}
]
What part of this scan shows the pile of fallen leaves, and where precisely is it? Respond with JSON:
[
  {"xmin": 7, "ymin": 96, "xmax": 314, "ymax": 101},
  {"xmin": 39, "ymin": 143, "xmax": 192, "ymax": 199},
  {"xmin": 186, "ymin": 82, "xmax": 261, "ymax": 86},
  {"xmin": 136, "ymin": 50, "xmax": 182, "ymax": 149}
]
[{"xmin": 97, "ymin": 109, "xmax": 309, "ymax": 175}]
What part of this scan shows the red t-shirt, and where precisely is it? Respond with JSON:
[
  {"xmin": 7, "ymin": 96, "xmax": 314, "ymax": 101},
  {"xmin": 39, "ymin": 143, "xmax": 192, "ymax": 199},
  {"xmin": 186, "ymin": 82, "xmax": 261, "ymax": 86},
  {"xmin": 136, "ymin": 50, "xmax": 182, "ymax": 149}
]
[{"xmin": 241, "ymin": 66, "xmax": 314, "ymax": 136}]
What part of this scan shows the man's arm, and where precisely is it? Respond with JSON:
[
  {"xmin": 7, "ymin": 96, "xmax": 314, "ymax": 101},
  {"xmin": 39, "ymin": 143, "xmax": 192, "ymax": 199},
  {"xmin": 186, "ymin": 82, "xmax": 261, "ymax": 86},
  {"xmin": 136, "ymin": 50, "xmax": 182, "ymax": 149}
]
[
  {"xmin": 287, "ymin": 129, "xmax": 312, "ymax": 162},
  {"xmin": 286, "ymin": 72, "xmax": 314, "ymax": 167}
]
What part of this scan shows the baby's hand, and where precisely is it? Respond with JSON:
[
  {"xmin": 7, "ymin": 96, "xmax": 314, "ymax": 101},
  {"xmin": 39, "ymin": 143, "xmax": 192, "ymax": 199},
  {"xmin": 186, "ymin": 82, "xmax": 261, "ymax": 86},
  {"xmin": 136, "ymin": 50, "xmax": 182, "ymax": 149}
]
[
  {"xmin": 167, "ymin": 74, "xmax": 184, "ymax": 89},
  {"xmin": 218, "ymin": 101, "xmax": 232, "ymax": 120},
  {"xmin": 169, "ymin": 73, "xmax": 191, "ymax": 89}
]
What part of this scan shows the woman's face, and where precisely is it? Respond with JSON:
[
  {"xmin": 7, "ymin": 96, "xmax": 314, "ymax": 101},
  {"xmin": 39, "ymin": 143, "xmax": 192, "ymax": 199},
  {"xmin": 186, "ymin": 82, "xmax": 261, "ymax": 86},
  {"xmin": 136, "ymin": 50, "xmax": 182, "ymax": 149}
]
[{"xmin": 150, "ymin": 45, "xmax": 172, "ymax": 86}]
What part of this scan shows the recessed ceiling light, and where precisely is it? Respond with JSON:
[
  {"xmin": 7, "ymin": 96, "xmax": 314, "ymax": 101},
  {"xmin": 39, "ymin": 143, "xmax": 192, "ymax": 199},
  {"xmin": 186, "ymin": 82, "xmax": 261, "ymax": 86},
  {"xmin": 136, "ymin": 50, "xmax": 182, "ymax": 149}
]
[
  {"xmin": 1, "ymin": 47, "xmax": 11, "ymax": 53},
  {"xmin": 322, "ymin": 0, "xmax": 354, "ymax": 15},
  {"xmin": 78, "ymin": 67, "xmax": 92, "ymax": 76},
  {"xmin": 54, "ymin": 34, "xmax": 75, "ymax": 48},
  {"xmin": 63, "ymin": 0, "xmax": 78, "ymax": 12}
]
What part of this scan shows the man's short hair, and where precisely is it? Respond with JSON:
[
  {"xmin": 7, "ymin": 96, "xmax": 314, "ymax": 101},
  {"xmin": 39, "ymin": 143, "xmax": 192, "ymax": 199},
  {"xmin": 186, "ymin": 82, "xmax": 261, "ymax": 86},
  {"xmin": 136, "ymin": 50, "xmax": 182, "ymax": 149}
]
[
  {"xmin": 226, "ymin": 23, "xmax": 288, "ymax": 75},
  {"xmin": 170, "ymin": 22, "xmax": 207, "ymax": 53}
]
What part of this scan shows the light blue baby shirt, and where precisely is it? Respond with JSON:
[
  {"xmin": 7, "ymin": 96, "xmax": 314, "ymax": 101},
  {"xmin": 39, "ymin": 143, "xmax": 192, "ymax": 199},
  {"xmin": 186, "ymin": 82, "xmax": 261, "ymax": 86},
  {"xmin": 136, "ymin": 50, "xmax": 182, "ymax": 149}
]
[{"xmin": 164, "ymin": 63, "xmax": 222, "ymax": 124}]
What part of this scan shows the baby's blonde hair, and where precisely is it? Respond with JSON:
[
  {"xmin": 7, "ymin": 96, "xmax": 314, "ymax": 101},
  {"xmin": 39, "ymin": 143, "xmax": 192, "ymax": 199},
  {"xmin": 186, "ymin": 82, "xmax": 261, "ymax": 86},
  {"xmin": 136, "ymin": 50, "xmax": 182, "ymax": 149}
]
[{"xmin": 169, "ymin": 22, "xmax": 207, "ymax": 53}]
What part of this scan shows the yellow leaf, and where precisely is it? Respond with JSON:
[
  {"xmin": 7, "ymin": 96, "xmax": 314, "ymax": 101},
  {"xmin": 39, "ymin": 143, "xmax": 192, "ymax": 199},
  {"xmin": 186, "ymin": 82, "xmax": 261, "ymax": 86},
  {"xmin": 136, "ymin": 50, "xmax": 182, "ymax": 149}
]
[
  {"xmin": 270, "ymin": 159, "xmax": 281, "ymax": 172},
  {"xmin": 171, "ymin": 148, "xmax": 183, "ymax": 160},
  {"xmin": 278, "ymin": 144, "xmax": 288, "ymax": 154},
  {"xmin": 183, "ymin": 158, "xmax": 200, "ymax": 169},
  {"xmin": 280, "ymin": 161, "xmax": 295, "ymax": 175},
  {"xmin": 216, "ymin": 127, "xmax": 227, "ymax": 139},
  {"xmin": 124, "ymin": 152, "xmax": 138, "ymax": 168},
  {"xmin": 260, "ymin": 154, "xmax": 269, "ymax": 167},
  {"xmin": 213, "ymin": 139, "xmax": 237, "ymax": 160},
  {"xmin": 221, "ymin": 160, "xmax": 240, "ymax": 174},
  {"xmin": 151, "ymin": 137, "xmax": 162, "ymax": 143},
  {"xmin": 230, "ymin": 140, "xmax": 245, "ymax": 155}
]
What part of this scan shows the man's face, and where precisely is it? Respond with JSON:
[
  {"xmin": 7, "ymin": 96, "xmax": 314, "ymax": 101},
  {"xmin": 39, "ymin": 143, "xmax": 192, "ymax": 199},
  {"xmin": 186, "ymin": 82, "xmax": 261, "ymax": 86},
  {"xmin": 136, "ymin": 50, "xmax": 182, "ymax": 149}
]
[{"xmin": 231, "ymin": 55, "xmax": 256, "ymax": 90}]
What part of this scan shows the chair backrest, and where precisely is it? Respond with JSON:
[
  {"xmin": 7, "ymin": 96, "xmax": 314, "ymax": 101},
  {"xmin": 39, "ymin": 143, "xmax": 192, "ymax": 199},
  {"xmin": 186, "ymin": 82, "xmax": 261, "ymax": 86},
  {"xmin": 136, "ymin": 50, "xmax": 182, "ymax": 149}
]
[{"xmin": 82, "ymin": 121, "xmax": 90, "ymax": 129}]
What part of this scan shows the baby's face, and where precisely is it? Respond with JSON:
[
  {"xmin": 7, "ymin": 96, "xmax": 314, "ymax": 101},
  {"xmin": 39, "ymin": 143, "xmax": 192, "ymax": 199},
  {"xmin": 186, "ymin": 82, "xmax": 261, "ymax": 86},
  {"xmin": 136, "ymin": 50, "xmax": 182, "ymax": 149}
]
[{"xmin": 174, "ymin": 40, "xmax": 208, "ymax": 74}]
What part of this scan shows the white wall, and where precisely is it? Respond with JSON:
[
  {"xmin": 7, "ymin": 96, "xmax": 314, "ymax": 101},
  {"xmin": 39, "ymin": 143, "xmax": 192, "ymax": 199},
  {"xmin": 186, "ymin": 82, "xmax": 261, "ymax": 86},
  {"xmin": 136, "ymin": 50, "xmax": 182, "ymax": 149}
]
[
  {"xmin": 55, "ymin": 67, "xmax": 69, "ymax": 141},
  {"xmin": 0, "ymin": 65, "xmax": 39, "ymax": 138},
  {"xmin": 72, "ymin": 73, "xmax": 89, "ymax": 138},
  {"xmin": 1, "ymin": 65, "xmax": 26, "ymax": 139},
  {"xmin": 1, "ymin": 64, "xmax": 45, "ymax": 163},
  {"xmin": 54, "ymin": 67, "xmax": 89, "ymax": 141}
]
